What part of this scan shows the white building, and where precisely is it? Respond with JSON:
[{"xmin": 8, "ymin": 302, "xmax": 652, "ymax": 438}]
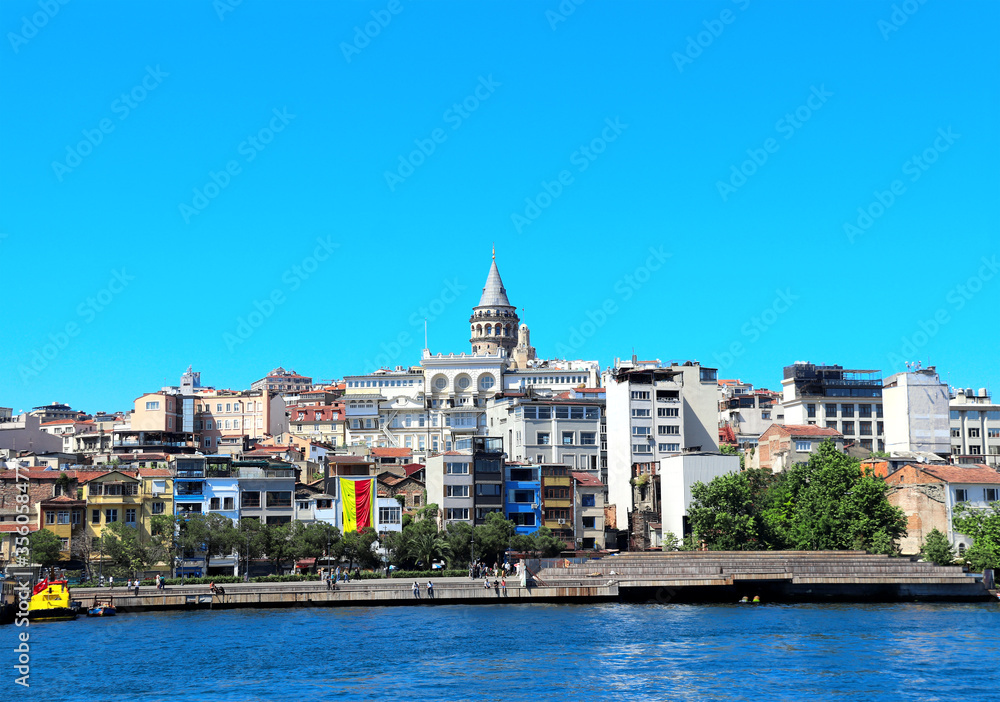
[
  {"xmin": 660, "ymin": 453, "xmax": 741, "ymax": 539},
  {"xmin": 425, "ymin": 452, "xmax": 474, "ymax": 529},
  {"xmin": 779, "ymin": 362, "xmax": 885, "ymax": 453},
  {"xmin": 949, "ymin": 387, "xmax": 1000, "ymax": 468},
  {"xmin": 882, "ymin": 366, "xmax": 950, "ymax": 455},
  {"xmin": 718, "ymin": 379, "xmax": 779, "ymax": 448}
]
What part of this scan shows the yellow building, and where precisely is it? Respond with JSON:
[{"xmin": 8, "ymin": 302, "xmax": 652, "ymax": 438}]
[{"xmin": 38, "ymin": 495, "xmax": 86, "ymax": 561}]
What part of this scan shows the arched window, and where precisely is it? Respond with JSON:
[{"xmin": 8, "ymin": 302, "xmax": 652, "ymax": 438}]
[
  {"xmin": 485, "ymin": 323, "xmax": 492, "ymax": 335},
  {"xmin": 495, "ymin": 325, "xmax": 502, "ymax": 336},
  {"xmin": 505, "ymin": 324, "xmax": 512, "ymax": 336},
  {"xmin": 476, "ymin": 324, "xmax": 483, "ymax": 335}
]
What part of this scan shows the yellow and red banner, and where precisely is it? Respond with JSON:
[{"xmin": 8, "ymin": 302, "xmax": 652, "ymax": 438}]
[{"xmin": 340, "ymin": 477, "xmax": 375, "ymax": 532}]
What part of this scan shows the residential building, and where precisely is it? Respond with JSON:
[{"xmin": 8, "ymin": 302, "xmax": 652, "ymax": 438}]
[
  {"xmin": 237, "ymin": 460, "xmax": 297, "ymax": 526},
  {"xmin": 659, "ymin": 453, "xmax": 740, "ymax": 540},
  {"xmin": 486, "ymin": 391, "xmax": 603, "ymax": 472},
  {"xmin": 376, "ymin": 497, "xmax": 403, "ymax": 534},
  {"xmin": 541, "ymin": 464, "xmax": 574, "ymax": 547},
  {"xmin": 376, "ymin": 471, "xmax": 424, "ymax": 512},
  {"xmin": 371, "ymin": 447, "xmax": 413, "ymax": 473},
  {"xmin": 885, "ymin": 463, "xmax": 1000, "ymax": 554},
  {"xmin": 114, "ymin": 392, "xmax": 194, "ymax": 455},
  {"xmin": 779, "ymin": 362, "xmax": 885, "ymax": 453},
  {"xmin": 504, "ymin": 462, "xmax": 541, "ymax": 536},
  {"xmin": 572, "ymin": 471, "xmax": 605, "ymax": 550},
  {"xmin": 194, "ymin": 388, "xmax": 287, "ymax": 455},
  {"xmin": 472, "ymin": 436, "xmax": 504, "ymax": 524},
  {"xmin": 718, "ymin": 380, "xmax": 778, "ymax": 448},
  {"xmin": 287, "ymin": 403, "xmax": 345, "ymax": 447},
  {"xmin": 426, "ymin": 451, "xmax": 473, "ymax": 529},
  {"xmin": 882, "ymin": 366, "xmax": 951, "ymax": 455},
  {"xmin": 294, "ymin": 482, "xmax": 336, "ymax": 525},
  {"xmin": 0, "ymin": 413, "xmax": 63, "ymax": 457},
  {"xmin": 251, "ymin": 367, "xmax": 313, "ymax": 396},
  {"xmin": 38, "ymin": 494, "xmax": 86, "ymax": 562},
  {"xmin": 82, "ymin": 470, "xmax": 143, "ymax": 555},
  {"xmin": 754, "ymin": 424, "xmax": 845, "ymax": 472},
  {"xmin": 949, "ymin": 387, "xmax": 1000, "ymax": 468},
  {"xmin": 29, "ymin": 403, "xmax": 86, "ymax": 423}
]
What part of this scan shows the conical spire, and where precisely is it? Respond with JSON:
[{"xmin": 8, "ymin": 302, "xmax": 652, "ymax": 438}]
[{"xmin": 478, "ymin": 258, "xmax": 511, "ymax": 307}]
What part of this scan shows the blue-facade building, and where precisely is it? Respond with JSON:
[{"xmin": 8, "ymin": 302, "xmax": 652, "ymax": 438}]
[{"xmin": 504, "ymin": 462, "xmax": 541, "ymax": 535}]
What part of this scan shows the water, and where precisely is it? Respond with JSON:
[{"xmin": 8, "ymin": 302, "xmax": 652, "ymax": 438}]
[{"xmin": 6, "ymin": 602, "xmax": 998, "ymax": 701}]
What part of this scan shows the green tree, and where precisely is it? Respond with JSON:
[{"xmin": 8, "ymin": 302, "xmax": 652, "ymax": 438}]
[
  {"xmin": 953, "ymin": 502, "xmax": 1000, "ymax": 571},
  {"xmin": 662, "ymin": 531, "xmax": 680, "ymax": 552},
  {"xmin": 688, "ymin": 468, "xmax": 773, "ymax": 550},
  {"xmin": 233, "ymin": 518, "xmax": 268, "ymax": 576},
  {"xmin": 98, "ymin": 522, "xmax": 161, "ymax": 577},
  {"xmin": 445, "ymin": 521, "xmax": 474, "ymax": 568},
  {"xmin": 28, "ymin": 529, "xmax": 64, "ymax": 567},
  {"xmin": 262, "ymin": 523, "xmax": 296, "ymax": 573},
  {"xmin": 410, "ymin": 531, "xmax": 451, "ymax": 567},
  {"xmin": 178, "ymin": 513, "xmax": 237, "ymax": 573},
  {"xmin": 920, "ymin": 528, "xmax": 955, "ymax": 566},
  {"xmin": 531, "ymin": 526, "xmax": 566, "ymax": 557},
  {"xmin": 473, "ymin": 512, "xmax": 515, "ymax": 564},
  {"xmin": 342, "ymin": 527, "xmax": 380, "ymax": 571}
]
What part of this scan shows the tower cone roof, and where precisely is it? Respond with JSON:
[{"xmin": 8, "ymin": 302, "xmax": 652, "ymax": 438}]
[{"xmin": 477, "ymin": 256, "xmax": 512, "ymax": 308}]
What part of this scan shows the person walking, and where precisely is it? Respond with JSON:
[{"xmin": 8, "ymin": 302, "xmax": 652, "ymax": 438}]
[
  {"xmin": 412, "ymin": 581, "xmax": 419, "ymax": 598},
  {"xmin": 108, "ymin": 575, "xmax": 114, "ymax": 590},
  {"xmin": 427, "ymin": 580, "xmax": 433, "ymax": 597},
  {"xmin": 134, "ymin": 579, "xmax": 140, "ymax": 597}
]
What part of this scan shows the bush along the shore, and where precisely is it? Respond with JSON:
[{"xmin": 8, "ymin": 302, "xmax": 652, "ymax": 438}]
[{"xmin": 390, "ymin": 569, "xmax": 466, "ymax": 579}]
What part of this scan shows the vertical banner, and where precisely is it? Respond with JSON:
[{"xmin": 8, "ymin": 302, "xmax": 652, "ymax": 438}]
[{"xmin": 340, "ymin": 477, "xmax": 375, "ymax": 532}]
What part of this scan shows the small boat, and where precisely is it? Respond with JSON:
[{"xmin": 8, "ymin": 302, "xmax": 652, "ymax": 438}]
[
  {"xmin": 87, "ymin": 596, "xmax": 116, "ymax": 617},
  {"xmin": 27, "ymin": 579, "xmax": 77, "ymax": 621}
]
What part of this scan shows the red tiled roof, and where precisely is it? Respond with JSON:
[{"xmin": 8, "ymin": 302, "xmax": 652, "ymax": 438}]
[
  {"xmin": 571, "ymin": 471, "xmax": 603, "ymax": 487},
  {"xmin": 372, "ymin": 447, "xmax": 412, "ymax": 457},
  {"xmin": 138, "ymin": 468, "xmax": 172, "ymax": 477},
  {"xmin": 403, "ymin": 463, "xmax": 425, "ymax": 477},
  {"xmin": 41, "ymin": 495, "xmax": 84, "ymax": 504},
  {"xmin": 764, "ymin": 424, "xmax": 843, "ymax": 438},
  {"xmin": 920, "ymin": 464, "xmax": 1000, "ymax": 485},
  {"xmin": 573, "ymin": 388, "xmax": 604, "ymax": 393}
]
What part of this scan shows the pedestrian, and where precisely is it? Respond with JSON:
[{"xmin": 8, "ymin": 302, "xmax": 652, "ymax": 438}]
[
  {"xmin": 501, "ymin": 577, "xmax": 506, "ymax": 595},
  {"xmin": 335, "ymin": 566, "xmax": 341, "ymax": 583},
  {"xmin": 108, "ymin": 575, "xmax": 114, "ymax": 590},
  {"xmin": 326, "ymin": 574, "xmax": 333, "ymax": 590},
  {"xmin": 483, "ymin": 578, "xmax": 490, "ymax": 590},
  {"xmin": 427, "ymin": 580, "xmax": 433, "ymax": 597},
  {"xmin": 134, "ymin": 579, "xmax": 140, "ymax": 597},
  {"xmin": 126, "ymin": 578, "xmax": 131, "ymax": 590},
  {"xmin": 412, "ymin": 581, "xmax": 419, "ymax": 598}
]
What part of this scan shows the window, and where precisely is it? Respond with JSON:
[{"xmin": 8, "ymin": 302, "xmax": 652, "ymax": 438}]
[
  {"xmin": 71, "ymin": 511, "xmax": 81, "ymax": 525},
  {"xmin": 841, "ymin": 404, "xmax": 855, "ymax": 417},
  {"xmin": 700, "ymin": 368, "xmax": 717, "ymax": 382},
  {"xmin": 92, "ymin": 509, "xmax": 101, "ymax": 524},
  {"xmin": 267, "ymin": 491, "xmax": 292, "ymax": 508},
  {"xmin": 562, "ymin": 432, "xmax": 574, "ymax": 445},
  {"xmin": 446, "ymin": 462, "xmax": 470, "ymax": 475},
  {"xmin": 523, "ymin": 406, "xmax": 537, "ymax": 419},
  {"xmin": 45, "ymin": 511, "xmax": 55, "ymax": 525},
  {"xmin": 446, "ymin": 485, "xmax": 469, "ymax": 498},
  {"xmin": 955, "ymin": 489, "xmax": 968, "ymax": 502},
  {"xmin": 633, "ymin": 444, "xmax": 651, "ymax": 454},
  {"xmin": 631, "ymin": 391, "xmax": 650, "ymax": 400},
  {"xmin": 537, "ymin": 432, "xmax": 550, "ymax": 445},
  {"xmin": 105, "ymin": 509, "xmax": 118, "ymax": 523},
  {"xmin": 210, "ymin": 498, "xmax": 221, "ymax": 510},
  {"xmin": 446, "ymin": 508, "xmax": 469, "ymax": 521},
  {"xmin": 224, "ymin": 497, "xmax": 235, "ymax": 510},
  {"xmin": 842, "ymin": 422, "xmax": 855, "ymax": 436},
  {"xmin": 125, "ymin": 509, "xmax": 136, "ymax": 524},
  {"xmin": 580, "ymin": 432, "xmax": 596, "ymax": 445},
  {"xmin": 657, "ymin": 407, "xmax": 679, "ymax": 418},
  {"xmin": 511, "ymin": 513, "xmax": 536, "ymax": 526},
  {"xmin": 152, "ymin": 502, "xmax": 165, "ymax": 515},
  {"xmin": 556, "ymin": 406, "xmax": 570, "ymax": 419},
  {"xmin": 537, "ymin": 407, "xmax": 551, "ymax": 420},
  {"xmin": 582, "ymin": 516, "xmax": 596, "ymax": 528},
  {"xmin": 825, "ymin": 403, "xmax": 838, "ymax": 416},
  {"xmin": 632, "ymin": 408, "xmax": 650, "ymax": 418},
  {"xmin": 379, "ymin": 506, "xmax": 402, "ymax": 524},
  {"xmin": 476, "ymin": 484, "xmax": 502, "ymax": 496},
  {"xmin": 826, "ymin": 422, "xmax": 838, "ymax": 431},
  {"xmin": 988, "ymin": 428, "xmax": 1000, "ymax": 438},
  {"xmin": 985, "ymin": 488, "xmax": 999, "ymax": 502},
  {"xmin": 807, "ymin": 404, "xmax": 816, "ymax": 418},
  {"xmin": 952, "ymin": 428, "xmax": 962, "ymax": 438},
  {"xmin": 859, "ymin": 404, "xmax": 872, "ymax": 418},
  {"xmin": 146, "ymin": 401, "xmax": 160, "ymax": 410},
  {"xmin": 585, "ymin": 407, "xmax": 600, "ymax": 420},
  {"xmin": 795, "ymin": 441, "xmax": 812, "ymax": 452},
  {"xmin": 969, "ymin": 446, "xmax": 981, "ymax": 455},
  {"xmin": 969, "ymin": 428, "xmax": 981, "ymax": 438},
  {"xmin": 877, "ymin": 421, "xmax": 884, "ymax": 435},
  {"xmin": 242, "ymin": 491, "xmax": 261, "ymax": 508},
  {"xmin": 761, "ymin": 412, "xmax": 771, "ymax": 420},
  {"xmin": 657, "ymin": 425, "xmax": 680, "ymax": 435},
  {"xmin": 632, "ymin": 426, "xmax": 651, "ymax": 436},
  {"xmin": 860, "ymin": 421, "xmax": 872, "ymax": 436},
  {"xmin": 582, "ymin": 494, "xmax": 595, "ymax": 507}
]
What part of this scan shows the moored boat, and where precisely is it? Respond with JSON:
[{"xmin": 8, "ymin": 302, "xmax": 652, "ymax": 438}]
[
  {"xmin": 27, "ymin": 579, "xmax": 77, "ymax": 621},
  {"xmin": 87, "ymin": 596, "xmax": 116, "ymax": 617}
]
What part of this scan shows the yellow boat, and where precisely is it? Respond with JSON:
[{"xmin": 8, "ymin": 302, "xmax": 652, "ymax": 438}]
[{"xmin": 27, "ymin": 579, "xmax": 78, "ymax": 621}]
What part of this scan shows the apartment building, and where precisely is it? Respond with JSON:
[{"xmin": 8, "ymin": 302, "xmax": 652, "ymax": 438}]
[
  {"xmin": 541, "ymin": 464, "xmax": 574, "ymax": 547},
  {"xmin": 718, "ymin": 380, "xmax": 778, "ymax": 448},
  {"xmin": 949, "ymin": 387, "xmax": 1000, "ymax": 468},
  {"xmin": 572, "ymin": 471, "xmax": 605, "ymax": 550},
  {"xmin": 287, "ymin": 402, "xmax": 345, "ymax": 447},
  {"xmin": 251, "ymin": 367, "xmax": 313, "ymax": 396},
  {"xmin": 754, "ymin": 424, "xmax": 845, "ymax": 472},
  {"xmin": 882, "ymin": 366, "xmax": 951, "ymax": 455},
  {"xmin": 779, "ymin": 362, "xmax": 885, "ymax": 453},
  {"xmin": 504, "ymin": 462, "xmax": 541, "ymax": 536},
  {"xmin": 425, "ymin": 451, "xmax": 473, "ymax": 528}
]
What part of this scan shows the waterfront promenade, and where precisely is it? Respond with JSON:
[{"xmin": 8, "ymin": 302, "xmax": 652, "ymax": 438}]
[{"xmin": 66, "ymin": 551, "xmax": 993, "ymax": 613}]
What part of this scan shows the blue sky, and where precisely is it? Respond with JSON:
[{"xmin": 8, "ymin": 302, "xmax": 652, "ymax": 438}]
[{"xmin": 1, "ymin": 0, "xmax": 997, "ymax": 414}]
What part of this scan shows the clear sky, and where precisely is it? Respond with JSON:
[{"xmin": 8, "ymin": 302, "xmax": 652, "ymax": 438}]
[{"xmin": 1, "ymin": 0, "xmax": 997, "ymax": 415}]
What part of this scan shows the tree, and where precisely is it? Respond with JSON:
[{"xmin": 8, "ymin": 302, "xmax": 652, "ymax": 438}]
[
  {"xmin": 688, "ymin": 469, "xmax": 773, "ymax": 550},
  {"xmin": 178, "ymin": 513, "xmax": 237, "ymax": 574},
  {"xmin": 341, "ymin": 527, "xmax": 380, "ymax": 571},
  {"xmin": 410, "ymin": 531, "xmax": 451, "ymax": 568},
  {"xmin": 98, "ymin": 522, "xmax": 160, "ymax": 577},
  {"xmin": 719, "ymin": 443, "xmax": 745, "ymax": 470},
  {"xmin": 473, "ymin": 512, "xmax": 515, "ymax": 564},
  {"xmin": 920, "ymin": 528, "xmax": 955, "ymax": 566},
  {"xmin": 445, "ymin": 521, "xmax": 474, "ymax": 568},
  {"xmin": 953, "ymin": 502, "xmax": 1000, "ymax": 571},
  {"xmin": 71, "ymin": 528, "xmax": 96, "ymax": 576},
  {"xmin": 28, "ymin": 529, "xmax": 64, "ymax": 567},
  {"xmin": 662, "ymin": 532, "xmax": 680, "ymax": 552},
  {"xmin": 262, "ymin": 523, "xmax": 296, "ymax": 574},
  {"xmin": 234, "ymin": 518, "xmax": 268, "ymax": 577},
  {"xmin": 532, "ymin": 527, "xmax": 566, "ymax": 557}
]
